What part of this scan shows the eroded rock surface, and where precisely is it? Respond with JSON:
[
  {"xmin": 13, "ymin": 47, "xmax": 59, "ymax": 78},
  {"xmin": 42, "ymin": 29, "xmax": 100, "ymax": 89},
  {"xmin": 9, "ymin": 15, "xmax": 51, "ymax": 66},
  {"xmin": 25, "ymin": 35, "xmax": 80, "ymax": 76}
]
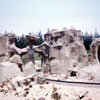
[
  {"xmin": 0, "ymin": 33, "xmax": 29, "ymax": 60},
  {"xmin": 89, "ymin": 38, "xmax": 100, "ymax": 64},
  {"xmin": 0, "ymin": 62, "xmax": 22, "ymax": 83},
  {"xmin": 40, "ymin": 29, "xmax": 88, "ymax": 76},
  {"xmin": 9, "ymin": 54, "xmax": 23, "ymax": 71},
  {"xmin": 0, "ymin": 33, "xmax": 16, "ymax": 54},
  {"xmin": 0, "ymin": 33, "xmax": 16, "ymax": 61}
]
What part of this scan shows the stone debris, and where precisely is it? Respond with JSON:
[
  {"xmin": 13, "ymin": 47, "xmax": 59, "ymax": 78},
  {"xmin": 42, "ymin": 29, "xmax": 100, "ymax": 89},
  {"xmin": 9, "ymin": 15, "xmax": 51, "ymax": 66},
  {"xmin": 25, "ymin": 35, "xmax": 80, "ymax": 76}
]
[
  {"xmin": 38, "ymin": 97, "xmax": 45, "ymax": 100},
  {"xmin": 0, "ymin": 74, "xmax": 100, "ymax": 100}
]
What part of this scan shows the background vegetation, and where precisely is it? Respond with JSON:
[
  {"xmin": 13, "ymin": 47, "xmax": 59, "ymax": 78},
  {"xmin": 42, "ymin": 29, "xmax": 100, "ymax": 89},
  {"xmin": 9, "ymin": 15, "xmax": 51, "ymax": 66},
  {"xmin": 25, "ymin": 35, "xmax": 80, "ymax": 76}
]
[
  {"xmin": 82, "ymin": 29, "xmax": 100, "ymax": 52},
  {"xmin": 15, "ymin": 31, "xmax": 44, "ymax": 48}
]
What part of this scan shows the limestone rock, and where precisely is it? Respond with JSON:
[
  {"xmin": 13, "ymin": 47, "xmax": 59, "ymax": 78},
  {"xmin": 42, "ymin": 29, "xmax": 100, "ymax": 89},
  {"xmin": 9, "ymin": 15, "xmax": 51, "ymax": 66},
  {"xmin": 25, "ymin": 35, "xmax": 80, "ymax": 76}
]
[
  {"xmin": 9, "ymin": 54, "xmax": 23, "ymax": 65},
  {"xmin": 89, "ymin": 38, "xmax": 100, "ymax": 64},
  {"xmin": 0, "ymin": 54, "xmax": 9, "ymax": 62},
  {"xmin": 40, "ymin": 29, "xmax": 88, "ymax": 76},
  {"xmin": 0, "ymin": 33, "xmax": 16, "ymax": 55},
  {"xmin": 78, "ymin": 64, "xmax": 100, "ymax": 82},
  {"xmin": 0, "ymin": 33, "xmax": 29, "ymax": 60},
  {"xmin": 0, "ymin": 33, "xmax": 18, "ymax": 61},
  {"xmin": 23, "ymin": 61, "xmax": 36, "ymax": 76},
  {"xmin": 9, "ymin": 54, "xmax": 23, "ymax": 71},
  {"xmin": 0, "ymin": 62, "xmax": 22, "ymax": 83}
]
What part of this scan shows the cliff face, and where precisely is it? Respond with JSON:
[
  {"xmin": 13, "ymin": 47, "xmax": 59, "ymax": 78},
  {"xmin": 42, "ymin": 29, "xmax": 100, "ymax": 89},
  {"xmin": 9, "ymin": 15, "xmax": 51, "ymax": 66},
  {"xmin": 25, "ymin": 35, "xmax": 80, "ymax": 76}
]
[
  {"xmin": 89, "ymin": 38, "xmax": 100, "ymax": 64},
  {"xmin": 0, "ymin": 33, "xmax": 28, "ymax": 62},
  {"xmin": 0, "ymin": 33, "xmax": 16, "ymax": 55},
  {"xmin": 41, "ymin": 29, "xmax": 88, "ymax": 75}
]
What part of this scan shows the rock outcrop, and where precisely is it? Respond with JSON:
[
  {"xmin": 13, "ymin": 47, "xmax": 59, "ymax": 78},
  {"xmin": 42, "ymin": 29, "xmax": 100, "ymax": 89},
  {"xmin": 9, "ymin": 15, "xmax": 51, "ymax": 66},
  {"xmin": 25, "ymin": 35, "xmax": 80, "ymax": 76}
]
[
  {"xmin": 0, "ymin": 33, "xmax": 16, "ymax": 55},
  {"xmin": 0, "ymin": 33, "xmax": 29, "ymax": 60},
  {"xmin": 9, "ymin": 54, "xmax": 23, "ymax": 71},
  {"xmin": 0, "ymin": 62, "xmax": 22, "ymax": 83},
  {"xmin": 89, "ymin": 38, "xmax": 100, "ymax": 64},
  {"xmin": 0, "ymin": 33, "xmax": 16, "ymax": 61},
  {"xmin": 40, "ymin": 29, "xmax": 88, "ymax": 76}
]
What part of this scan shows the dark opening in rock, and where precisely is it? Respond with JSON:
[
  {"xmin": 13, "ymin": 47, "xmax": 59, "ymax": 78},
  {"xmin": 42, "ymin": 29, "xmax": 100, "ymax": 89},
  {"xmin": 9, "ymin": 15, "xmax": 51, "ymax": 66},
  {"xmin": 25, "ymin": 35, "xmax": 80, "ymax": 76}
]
[
  {"xmin": 70, "ymin": 36, "xmax": 75, "ymax": 43},
  {"xmin": 56, "ymin": 46, "xmax": 62, "ymax": 50},
  {"xmin": 55, "ymin": 37, "xmax": 58, "ymax": 42},
  {"xmin": 70, "ymin": 71, "xmax": 77, "ymax": 77},
  {"xmin": 18, "ymin": 64, "xmax": 23, "ymax": 72},
  {"xmin": 49, "ymin": 57, "xmax": 56, "ymax": 61},
  {"xmin": 98, "ymin": 45, "xmax": 100, "ymax": 63}
]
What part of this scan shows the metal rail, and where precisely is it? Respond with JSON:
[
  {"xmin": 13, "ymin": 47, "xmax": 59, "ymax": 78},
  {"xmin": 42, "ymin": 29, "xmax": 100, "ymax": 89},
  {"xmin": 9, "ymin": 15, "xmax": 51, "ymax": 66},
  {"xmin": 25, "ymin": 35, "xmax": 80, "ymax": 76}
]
[{"xmin": 38, "ymin": 77, "xmax": 100, "ymax": 85}]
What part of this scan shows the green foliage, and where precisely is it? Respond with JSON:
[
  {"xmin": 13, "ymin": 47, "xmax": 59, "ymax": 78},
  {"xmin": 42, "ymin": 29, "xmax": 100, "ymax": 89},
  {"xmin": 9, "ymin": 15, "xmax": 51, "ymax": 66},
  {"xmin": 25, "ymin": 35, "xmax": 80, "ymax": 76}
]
[
  {"xmin": 82, "ymin": 35, "xmax": 92, "ymax": 50},
  {"xmin": 34, "ymin": 52, "xmax": 42, "ymax": 60},
  {"xmin": 82, "ymin": 29, "xmax": 100, "ymax": 51},
  {"xmin": 23, "ymin": 93, "xmax": 27, "ymax": 97},
  {"xmin": 82, "ymin": 30, "xmax": 100, "ymax": 51},
  {"xmin": 22, "ymin": 53, "xmax": 41, "ymax": 64},
  {"xmin": 15, "ymin": 32, "xmax": 44, "ymax": 48},
  {"xmin": 33, "ymin": 32, "xmax": 44, "ymax": 45},
  {"xmin": 15, "ymin": 34, "xmax": 29, "ymax": 48},
  {"xmin": 21, "ymin": 54, "xmax": 28, "ymax": 64}
]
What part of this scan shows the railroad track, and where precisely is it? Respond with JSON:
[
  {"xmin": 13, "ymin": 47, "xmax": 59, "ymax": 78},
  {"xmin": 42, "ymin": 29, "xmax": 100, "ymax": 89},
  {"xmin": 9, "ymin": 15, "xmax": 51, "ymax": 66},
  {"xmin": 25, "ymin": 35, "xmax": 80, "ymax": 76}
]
[{"xmin": 37, "ymin": 77, "xmax": 100, "ymax": 86}]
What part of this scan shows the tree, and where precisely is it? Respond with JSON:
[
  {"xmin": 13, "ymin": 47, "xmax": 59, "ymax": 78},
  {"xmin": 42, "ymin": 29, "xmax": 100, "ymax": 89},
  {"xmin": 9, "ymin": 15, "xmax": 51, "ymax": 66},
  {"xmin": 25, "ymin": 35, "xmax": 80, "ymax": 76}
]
[
  {"xmin": 82, "ymin": 32, "xmax": 93, "ymax": 51},
  {"xmin": 94, "ymin": 28, "xmax": 100, "ymax": 38},
  {"xmin": 34, "ymin": 31, "xmax": 44, "ymax": 45},
  {"xmin": 15, "ymin": 32, "xmax": 44, "ymax": 48},
  {"xmin": 83, "ymin": 36, "xmax": 92, "ymax": 50},
  {"xmin": 15, "ymin": 34, "xmax": 29, "ymax": 48}
]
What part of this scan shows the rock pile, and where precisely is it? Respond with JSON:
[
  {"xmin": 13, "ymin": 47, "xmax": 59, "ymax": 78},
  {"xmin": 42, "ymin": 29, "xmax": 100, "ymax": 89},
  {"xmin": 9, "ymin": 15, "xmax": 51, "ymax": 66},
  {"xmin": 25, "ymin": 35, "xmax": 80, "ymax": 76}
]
[
  {"xmin": 0, "ymin": 74, "xmax": 36, "ymax": 97},
  {"xmin": 0, "ymin": 76, "xmax": 100, "ymax": 100}
]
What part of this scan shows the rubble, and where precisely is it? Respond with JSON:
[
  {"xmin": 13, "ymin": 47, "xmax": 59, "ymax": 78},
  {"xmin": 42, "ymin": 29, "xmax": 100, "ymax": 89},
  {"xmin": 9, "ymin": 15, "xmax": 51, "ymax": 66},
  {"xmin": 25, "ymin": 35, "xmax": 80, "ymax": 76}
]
[{"xmin": 0, "ymin": 76, "xmax": 100, "ymax": 100}]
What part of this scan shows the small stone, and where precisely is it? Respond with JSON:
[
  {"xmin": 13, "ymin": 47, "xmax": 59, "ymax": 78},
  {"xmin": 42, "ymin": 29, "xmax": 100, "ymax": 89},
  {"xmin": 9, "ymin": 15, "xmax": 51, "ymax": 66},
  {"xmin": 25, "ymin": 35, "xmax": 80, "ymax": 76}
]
[
  {"xmin": 0, "ymin": 89, "xmax": 5, "ymax": 92},
  {"xmin": 30, "ymin": 77, "xmax": 34, "ymax": 81},
  {"xmin": 33, "ymin": 98, "xmax": 36, "ymax": 100},
  {"xmin": 38, "ymin": 97, "xmax": 45, "ymax": 100},
  {"xmin": 0, "ymin": 84, "xmax": 4, "ymax": 88},
  {"xmin": 45, "ymin": 93, "xmax": 48, "ymax": 96},
  {"xmin": 45, "ymin": 81, "xmax": 49, "ymax": 84},
  {"xmin": 26, "ymin": 91, "xmax": 29, "ymax": 94},
  {"xmin": 29, "ymin": 84, "xmax": 32, "ymax": 88},
  {"xmin": 13, "ymin": 87, "xmax": 16, "ymax": 91},
  {"xmin": 25, "ymin": 88, "xmax": 29, "ymax": 91},
  {"xmin": 15, "ymin": 92, "xmax": 19, "ymax": 96},
  {"xmin": 39, "ymin": 86, "xmax": 44, "ymax": 89}
]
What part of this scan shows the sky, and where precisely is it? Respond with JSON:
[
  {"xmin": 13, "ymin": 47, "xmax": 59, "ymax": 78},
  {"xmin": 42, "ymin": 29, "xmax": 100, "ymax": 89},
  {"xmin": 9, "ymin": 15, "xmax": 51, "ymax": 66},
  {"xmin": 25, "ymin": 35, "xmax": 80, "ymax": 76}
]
[{"xmin": 0, "ymin": 0, "xmax": 100, "ymax": 35}]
